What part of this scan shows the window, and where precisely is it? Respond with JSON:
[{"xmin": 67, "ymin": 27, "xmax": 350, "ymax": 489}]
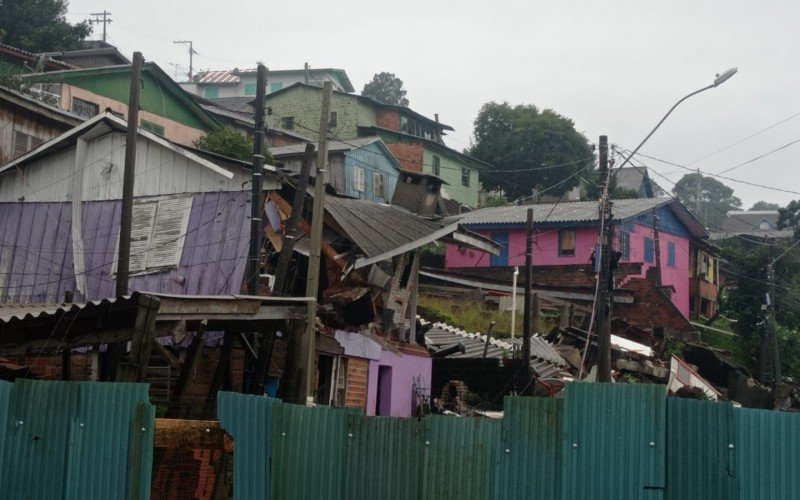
[
  {"xmin": 433, "ymin": 155, "xmax": 441, "ymax": 176},
  {"xmin": 71, "ymin": 97, "xmax": 98, "ymax": 118},
  {"xmin": 12, "ymin": 131, "xmax": 44, "ymax": 157},
  {"xmin": 281, "ymin": 116, "xmax": 294, "ymax": 130},
  {"xmin": 244, "ymin": 83, "xmax": 256, "ymax": 96},
  {"xmin": 270, "ymin": 82, "xmax": 283, "ymax": 93},
  {"xmin": 140, "ymin": 120, "xmax": 165, "ymax": 136},
  {"xmin": 759, "ymin": 220, "xmax": 772, "ymax": 230},
  {"xmin": 116, "ymin": 196, "xmax": 193, "ymax": 274},
  {"xmin": 461, "ymin": 167, "xmax": 470, "ymax": 187},
  {"xmin": 204, "ymin": 86, "xmax": 219, "ymax": 98},
  {"xmin": 329, "ymin": 111, "xmax": 338, "ymax": 129},
  {"xmin": 373, "ymin": 172, "xmax": 384, "ymax": 198},
  {"xmin": 644, "ymin": 237, "xmax": 654, "ymax": 263},
  {"xmin": 353, "ymin": 167, "xmax": 365, "ymax": 192},
  {"xmin": 558, "ymin": 228, "xmax": 576, "ymax": 257},
  {"xmin": 667, "ymin": 241, "xmax": 676, "ymax": 267},
  {"xmin": 619, "ymin": 231, "xmax": 630, "ymax": 260}
]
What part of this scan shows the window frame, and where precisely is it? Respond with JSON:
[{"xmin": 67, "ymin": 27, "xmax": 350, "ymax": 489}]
[
  {"xmin": 329, "ymin": 111, "xmax": 338, "ymax": 129},
  {"xmin": 619, "ymin": 231, "xmax": 630, "ymax": 260},
  {"xmin": 140, "ymin": 120, "xmax": 165, "ymax": 137},
  {"xmin": 71, "ymin": 97, "xmax": 99, "ymax": 118},
  {"xmin": 281, "ymin": 116, "xmax": 294, "ymax": 130},
  {"xmin": 432, "ymin": 155, "xmax": 441, "ymax": 177},
  {"xmin": 558, "ymin": 228, "xmax": 576, "ymax": 257},
  {"xmin": 269, "ymin": 82, "xmax": 283, "ymax": 93},
  {"xmin": 644, "ymin": 237, "xmax": 655, "ymax": 263},
  {"xmin": 353, "ymin": 167, "xmax": 365, "ymax": 192},
  {"xmin": 667, "ymin": 241, "xmax": 676, "ymax": 267},
  {"xmin": 203, "ymin": 86, "xmax": 219, "ymax": 98},
  {"xmin": 244, "ymin": 83, "xmax": 257, "ymax": 96},
  {"xmin": 461, "ymin": 167, "xmax": 470, "ymax": 187},
  {"xmin": 373, "ymin": 172, "xmax": 384, "ymax": 198}
]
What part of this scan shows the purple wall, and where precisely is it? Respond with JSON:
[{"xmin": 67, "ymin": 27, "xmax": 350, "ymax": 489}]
[
  {"xmin": 0, "ymin": 191, "xmax": 251, "ymax": 303},
  {"xmin": 366, "ymin": 349, "xmax": 432, "ymax": 418},
  {"xmin": 445, "ymin": 222, "xmax": 691, "ymax": 319}
]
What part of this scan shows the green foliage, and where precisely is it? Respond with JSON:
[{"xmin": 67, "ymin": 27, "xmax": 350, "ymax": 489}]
[
  {"xmin": 778, "ymin": 200, "xmax": 800, "ymax": 238},
  {"xmin": 672, "ymin": 172, "xmax": 741, "ymax": 229},
  {"xmin": 612, "ymin": 187, "xmax": 641, "ymax": 200},
  {"xmin": 469, "ymin": 102, "xmax": 594, "ymax": 200},
  {"xmin": 0, "ymin": 59, "xmax": 25, "ymax": 90},
  {"xmin": 361, "ymin": 72, "xmax": 409, "ymax": 107},
  {"xmin": 0, "ymin": 0, "xmax": 92, "ymax": 52},
  {"xmin": 720, "ymin": 238, "xmax": 800, "ymax": 377},
  {"xmin": 194, "ymin": 127, "xmax": 274, "ymax": 164},
  {"xmin": 751, "ymin": 200, "xmax": 780, "ymax": 211},
  {"xmin": 484, "ymin": 194, "xmax": 508, "ymax": 207}
]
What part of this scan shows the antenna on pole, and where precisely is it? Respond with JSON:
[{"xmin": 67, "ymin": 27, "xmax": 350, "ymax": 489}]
[
  {"xmin": 173, "ymin": 40, "xmax": 196, "ymax": 80},
  {"xmin": 89, "ymin": 11, "xmax": 113, "ymax": 43},
  {"xmin": 168, "ymin": 63, "xmax": 184, "ymax": 81}
]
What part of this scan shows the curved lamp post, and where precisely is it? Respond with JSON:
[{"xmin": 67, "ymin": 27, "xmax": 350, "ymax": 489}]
[{"xmin": 616, "ymin": 68, "xmax": 738, "ymax": 170}]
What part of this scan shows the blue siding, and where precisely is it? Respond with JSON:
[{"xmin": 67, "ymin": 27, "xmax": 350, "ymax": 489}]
[
  {"xmin": 342, "ymin": 141, "xmax": 399, "ymax": 203},
  {"xmin": 632, "ymin": 206, "xmax": 691, "ymax": 238}
]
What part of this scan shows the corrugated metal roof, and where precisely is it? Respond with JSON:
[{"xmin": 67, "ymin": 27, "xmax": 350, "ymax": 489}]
[
  {"xmin": 270, "ymin": 136, "xmax": 383, "ymax": 157},
  {"xmin": 423, "ymin": 321, "xmax": 566, "ymax": 367},
  {"xmin": 562, "ymin": 383, "xmax": 666, "ymax": 499},
  {"xmin": 0, "ymin": 191, "xmax": 251, "ymax": 304},
  {"xmin": 323, "ymin": 196, "xmax": 455, "ymax": 265},
  {"xmin": 0, "ymin": 85, "xmax": 85, "ymax": 125},
  {"xmin": 451, "ymin": 198, "xmax": 670, "ymax": 226},
  {"xmin": 195, "ymin": 70, "xmax": 240, "ymax": 84},
  {"xmin": 613, "ymin": 166, "xmax": 648, "ymax": 192}
]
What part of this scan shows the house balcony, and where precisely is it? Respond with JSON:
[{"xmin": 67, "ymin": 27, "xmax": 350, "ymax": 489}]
[{"xmin": 690, "ymin": 276, "xmax": 718, "ymax": 302}]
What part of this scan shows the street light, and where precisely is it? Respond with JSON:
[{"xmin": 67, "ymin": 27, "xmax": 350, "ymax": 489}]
[{"xmin": 616, "ymin": 68, "xmax": 738, "ymax": 170}]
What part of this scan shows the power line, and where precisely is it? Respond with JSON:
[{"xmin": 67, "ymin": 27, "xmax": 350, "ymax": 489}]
[
  {"xmin": 717, "ymin": 138, "xmax": 800, "ymax": 175},
  {"xmin": 686, "ymin": 110, "xmax": 800, "ymax": 166}
]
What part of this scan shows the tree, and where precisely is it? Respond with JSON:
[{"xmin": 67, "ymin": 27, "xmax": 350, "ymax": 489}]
[
  {"xmin": 721, "ymin": 238, "xmax": 800, "ymax": 382},
  {"xmin": 672, "ymin": 173, "xmax": 741, "ymax": 229},
  {"xmin": 0, "ymin": 0, "xmax": 91, "ymax": 53},
  {"xmin": 194, "ymin": 127, "xmax": 274, "ymax": 164},
  {"xmin": 361, "ymin": 72, "xmax": 409, "ymax": 107},
  {"xmin": 469, "ymin": 102, "xmax": 593, "ymax": 200},
  {"xmin": 750, "ymin": 201, "xmax": 780, "ymax": 211},
  {"xmin": 778, "ymin": 200, "xmax": 800, "ymax": 239}
]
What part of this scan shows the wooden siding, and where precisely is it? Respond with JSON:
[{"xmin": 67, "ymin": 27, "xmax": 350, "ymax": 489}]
[
  {"xmin": 0, "ymin": 104, "xmax": 72, "ymax": 165},
  {"xmin": 344, "ymin": 357, "xmax": 369, "ymax": 410},
  {"xmin": 0, "ymin": 131, "xmax": 279, "ymax": 202},
  {"xmin": 423, "ymin": 146, "xmax": 479, "ymax": 208}
]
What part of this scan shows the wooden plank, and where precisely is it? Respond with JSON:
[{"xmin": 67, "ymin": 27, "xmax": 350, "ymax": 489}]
[
  {"xmin": 118, "ymin": 294, "xmax": 161, "ymax": 382},
  {"xmin": 154, "ymin": 418, "xmax": 231, "ymax": 451},
  {"xmin": 151, "ymin": 340, "xmax": 181, "ymax": 371}
]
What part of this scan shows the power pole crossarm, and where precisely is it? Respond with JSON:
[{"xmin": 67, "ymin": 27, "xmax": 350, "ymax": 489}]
[
  {"xmin": 89, "ymin": 11, "xmax": 112, "ymax": 43},
  {"xmin": 173, "ymin": 40, "xmax": 195, "ymax": 80}
]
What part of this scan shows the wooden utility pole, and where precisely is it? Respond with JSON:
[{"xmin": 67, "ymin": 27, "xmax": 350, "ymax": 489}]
[
  {"xmin": 272, "ymin": 143, "xmax": 315, "ymax": 296},
  {"xmin": 521, "ymin": 207, "xmax": 534, "ymax": 393},
  {"xmin": 695, "ymin": 168, "xmax": 702, "ymax": 218},
  {"xmin": 89, "ymin": 11, "xmax": 112, "ymax": 43},
  {"xmin": 596, "ymin": 135, "xmax": 614, "ymax": 383},
  {"xmin": 173, "ymin": 40, "xmax": 195, "ymax": 80},
  {"xmin": 248, "ymin": 64, "xmax": 267, "ymax": 296},
  {"xmin": 299, "ymin": 81, "xmax": 333, "ymax": 404},
  {"xmin": 117, "ymin": 51, "xmax": 143, "ymax": 298}
]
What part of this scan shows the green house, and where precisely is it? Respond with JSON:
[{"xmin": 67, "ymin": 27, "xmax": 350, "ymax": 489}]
[
  {"xmin": 22, "ymin": 62, "xmax": 219, "ymax": 146},
  {"xmin": 264, "ymin": 83, "xmax": 489, "ymax": 209}
]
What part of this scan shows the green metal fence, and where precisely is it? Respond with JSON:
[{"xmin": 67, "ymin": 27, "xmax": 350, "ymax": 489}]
[
  {"xmin": 0, "ymin": 379, "xmax": 155, "ymax": 500},
  {"xmin": 218, "ymin": 383, "xmax": 800, "ymax": 500}
]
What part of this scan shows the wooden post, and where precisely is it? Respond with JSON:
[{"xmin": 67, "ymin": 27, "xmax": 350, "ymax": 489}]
[
  {"xmin": 596, "ymin": 135, "xmax": 614, "ymax": 383},
  {"xmin": 205, "ymin": 331, "xmax": 235, "ymax": 417},
  {"xmin": 521, "ymin": 208, "xmax": 534, "ymax": 392},
  {"xmin": 248, "ymin": 64, "xmax": 268, "ymax": 296},
  {"xmin": 168, "ymin": 320, "xmax": 206, "ymax": 417},
  {"xmin": 298, "ymin": 81, "xmax": 333, "ymax": 405},
  {"xmin": 117, "ymin": 294, "xmax": 161, "ymax": 382},
  {"xmin": 272, "ymin": 143, "xmax": 316, "ymax": 296}
]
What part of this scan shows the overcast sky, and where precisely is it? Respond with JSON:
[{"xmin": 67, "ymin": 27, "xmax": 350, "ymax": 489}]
[{"xmin": 66, "ymin": 0, "xmax": 800, "ymax": 209}]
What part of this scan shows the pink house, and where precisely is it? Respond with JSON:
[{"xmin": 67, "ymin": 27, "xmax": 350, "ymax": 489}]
[{"xmin": 445, "ymin": 199, "xmax": 708, "ymax": 319}]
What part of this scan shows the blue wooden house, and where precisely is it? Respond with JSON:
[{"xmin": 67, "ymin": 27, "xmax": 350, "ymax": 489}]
[{"xmin": 269, "ymin": 136, "xmax": 401, "ymax": 204}]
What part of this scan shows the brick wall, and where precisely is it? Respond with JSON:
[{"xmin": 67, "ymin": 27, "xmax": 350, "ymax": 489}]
[
  {"xmin": 344, "ymin": 357, "xmax": 369, "ymax": 409},
  {"xmin": 377, "ymin": 109, "xmax": 400, "ymax": 131},
  {"xmin": 386, "ymin": 141, "xmax": 424, "ymax": 172}
]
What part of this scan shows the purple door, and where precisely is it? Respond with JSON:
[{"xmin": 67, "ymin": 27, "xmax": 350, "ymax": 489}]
[{"xmin": 376, "ymin": 365, "xmax": 393, "ymax": 416}]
